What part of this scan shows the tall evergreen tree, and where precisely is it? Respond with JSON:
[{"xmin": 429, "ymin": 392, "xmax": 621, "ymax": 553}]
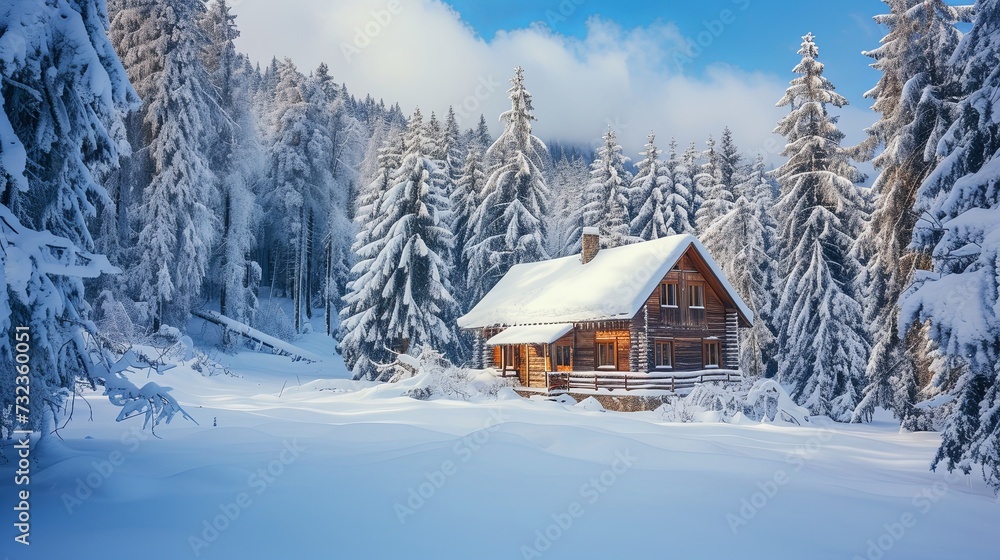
[
  {"xmin": 772, "ymin": 33, "xmax": 869, "ymax": 421},
  {"xmin": 450, "ymin": 146, "xmax": 485, "ymax": 312},
  {"xmin": 852, "ymin": 0, "xmax": 966, "ymax": 427},
  {"xmin": 679, "ymin": 141, "xmax": 701, "ymax": 232},
  {"xmin": 901, "ymin": 0, "xmax": 1000, "ymax": 488},
  {"xmin": 705, "ymin": 155, "xmax": 780, "ymax": 378},
  {"xmin": 583, "ymin": 127, "xmax": 633, "ymax": 247},
  {"xmin": 339, "ymin": 127, "xmax": 404, "ymax": 367},
  {"xmin": 466, "ymin": 67, "xmax": 550, "ymax": 303},
  {"xmin": 695, "ymin": 135, "xmax": 734, "ymax": 238},
  {"xmin": 112, "ymin": 0, "xmax": 219, "ymax": 329},
  {"xmin": 1, "ymin": 0, "xmax": 137, "ymax": 434},
  {"xmin": 629, "ymin": 132, "xmax": 677, "ymax": 241},
  {"xmin": 663, "ymin": 139, "xmax": 695, "ymax": 236},
  {"xmin": 199, "ymin": 0, "xmax": 261, "ymax": 326},
  {"xmin": 340, "ymin": 109, "xmax": 457, "ymax": 380},
  {"xmin": 718, "ymin": 126, "xmax": 744, "ymax": 194},
  {"xmin": 548, "ymin": 154, "xmax": 590, "ymax": 256}
]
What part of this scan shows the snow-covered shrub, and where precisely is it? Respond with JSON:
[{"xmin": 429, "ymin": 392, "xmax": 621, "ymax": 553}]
[
  {"xmin": 744, "ymin": 379, "xmax": 811, "ymax": 425},
  {"xmin": 656, "ymin": 395, "xmax": 698, "ymax": 423},
  {"xmin": 253, "ymin": 303, "xmax": 296, "ymax": 342},
  {"xmin": 687, "ymin": 382, "xmax": 744, "ymax": 419},
  {"xmin": 657, "ymin": 379, "xmax": 810, "ymax": 425},
  {"xmin": 93, "ymin": 291, "xmax": 138, "ymax": 351},
  {"xmin": 386, "ymin": 346, "xmax": 514, "ymax": 401}
]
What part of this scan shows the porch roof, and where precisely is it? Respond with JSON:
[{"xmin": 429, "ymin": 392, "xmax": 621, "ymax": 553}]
[{"xmin": 485, "ymin": 323, "xmax": 574, "ymax": 346}]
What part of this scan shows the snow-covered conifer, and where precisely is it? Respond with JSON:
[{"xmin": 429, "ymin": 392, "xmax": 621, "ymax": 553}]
[
  {"xmin": 1, "ymin": 0, "xmax": 136, "ymax": 434},
  {"xmin": 853, "ymin": 0, "xmax": 967, "ymax": 426},
  {"xmin": 340, "ymin": 109, "xmax": 457, "ymax": 379},
  {"xmin": 900, "ymin": 0, "xmax": 1000, "ymax": 488},
  {"xmin": 583, "ymin": 127, "xmax": 633, "ymax": 247},
  {"xmin": 466, "ymin": 67, "xmax": 550, "ymax": 303},
  {"xmin": 772, "ymin": 33, "xmax": 869, "ymax": 421}
]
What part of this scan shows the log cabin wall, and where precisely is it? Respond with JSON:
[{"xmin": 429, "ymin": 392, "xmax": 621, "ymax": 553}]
[
  {"xmin": 526, "ymin": 344, "xmax": 548, "ymax": 388},
  {"xmin": 573, "ymin": 328, "xmax": 596, "ymax": 371},
  {"xmin": 640, "ymin": 248, "xmax": 730, "ymax": 371}
]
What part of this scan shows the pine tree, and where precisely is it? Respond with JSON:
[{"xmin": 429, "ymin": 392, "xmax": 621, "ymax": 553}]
[
  {"xmin": 772, "ymin": 33, "xmax": 870, "ymax": 421},
  {"xmin": 705, "ymin": 155, "xmax": 780, "ymax": 378},
  {"xmin": 548, "ymin": 154, "xmax": 589, "ymax": 256},
  {"xmin": 199, "ymin": 0, "xmax": 261, "ymax": 326},
  {"xmin": 466, "ymin": 67, "xmax": 550, "ymax": 303},
  {"xmin": 663, "ymin": 139, "xmax": 695, "ymax": 236},
  {"xmin": 583, "ymin": 127, "xmax": 633, "ymax": 247},
  {"xmin": 1, "ymin": 0, "xmax": 137, "ymax": 434},
  {"xmin": 629, "ymin": 132, "xmax": 676, "ymax": 241},
  {"xmin": 679, "ymin": 141, "xmax": 701, "ymax": 232},
  {"xmin": 339, "ymin": 127, "xmax": 404, "ymax": 370},
  {"xmin": 116, "ymin": 0, "xmax": 219, "ymax": 329},
  {"xmin": 340, "ymin": 109, "xmax": 457, "ymax": 380},
  {"xmin": 852, "ymin": 0, "xmax": 966, "ymax": 427},
  {"xmin": 900, "ymin": 0, "xmax": 1000, "ymax": 488},
  {"xmin": 695, "ymin": 135, "xmax": 734, "ymax": 238},
  {"xmin": 450, "ymin": 146, "xmax": 485, "ymax": 312}
]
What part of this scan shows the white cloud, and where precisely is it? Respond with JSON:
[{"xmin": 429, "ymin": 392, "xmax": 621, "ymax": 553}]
[{"xmin": 230, "ymin": 0, "xmax": 873, "ymax": 171}]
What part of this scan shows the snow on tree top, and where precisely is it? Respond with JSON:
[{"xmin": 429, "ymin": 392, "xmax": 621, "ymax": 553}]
[{"xmin": 458, "ymin": 234, "xmax": 753, "ymax": 328}]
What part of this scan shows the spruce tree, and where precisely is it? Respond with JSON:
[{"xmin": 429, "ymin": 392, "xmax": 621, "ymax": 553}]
[
  {"xmin": 1, "ymin": 0, "xmax": 136, "ymax": 434},
  {"xmin": 695, "ymin": 135, "xmax": 735, "ymax": 238},
  {"xmin": 705, "ymin": 155, "xmax": 780, "ymax": 378},
  {"xmin": 772, "ymin": 33, "xmax": 870, "ymax": 421},
  {"xmin": 630, "ymin": 132, "xmax": 676, "ymax": 241},
  {"xmin": 116, "ymin": 0, "xmax": 219, "ymax": 329},
  {"xmin": 852, "ymin": 0, "xmax": 966, "ymax": 426},
  {"xmin": 663, "ymin": 139, "xmax": 695, "ymax": 236},
  {"xmin": 583, "ymin": 127, "xmax": 633, "ymax": 247},
  {"xmin": 450, "ymin": 146, "xmax": 485, "ymax": 312},
  {"xmin": 466, "ymin": 67, "xmax": 550, "ymax": 303},
  {"xmin": 340, "ymin": 109, "xmax": 457, "ymax": 379},
  {"xmin": 199, "ymin": 0, "xmax": 262, "ymax": 325},
  {"xmin": 901, "ymin": 0, "xmax": 1000, "ymax": 488}
]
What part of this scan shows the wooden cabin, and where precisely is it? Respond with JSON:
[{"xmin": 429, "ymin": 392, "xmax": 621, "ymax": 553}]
[{"xmin": 456, "ymin": 229, "xmax": 753, "ymax": 393}]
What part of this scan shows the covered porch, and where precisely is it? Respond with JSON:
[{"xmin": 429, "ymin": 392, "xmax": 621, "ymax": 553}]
[{"xmin": 486, "ymin": 323, "xmax": 575, "ymax": 388}]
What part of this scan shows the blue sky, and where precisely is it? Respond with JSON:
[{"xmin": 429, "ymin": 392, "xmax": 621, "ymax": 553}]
[
  {"xmin": 442, "ymin": 0, "xmax": 883, "ymax": 109},
  {"xmin": 232, "ymin": 0, "xmax": 889, "ymax": 171}
]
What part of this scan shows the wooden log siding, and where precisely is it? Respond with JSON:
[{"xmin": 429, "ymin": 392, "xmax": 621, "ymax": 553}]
[
  {"xmin": 645, "ymin": 265, "xmax": 728, "ymax": 371},
  {"xmin": 725, "ymin": 310, "xmax": 740, "ymax": 369},
  {"xmin": 526, "ymin": 344, "xmax": 548, "ymax": 388},
  {"xmin": 629, "ymin": 305, "xmax": 649, "ymax": 373}
]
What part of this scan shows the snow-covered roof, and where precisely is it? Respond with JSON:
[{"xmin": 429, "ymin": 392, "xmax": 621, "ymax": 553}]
[
  {"xmin": 485, "ymin": 323, "xmax": 574, "ymax": 345},
  {"xmin": 458, "ymin": 234, "xmax": 753, "ymax": 328}
]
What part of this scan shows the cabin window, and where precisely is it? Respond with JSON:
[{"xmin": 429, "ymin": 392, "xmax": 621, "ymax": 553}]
[
  {"xmin": 703, "ymin": 340, "xmax": 721, "ymax": 368},
  {"xmin": 688, "ymin": 285, "xmax": 705, "ymax": 308},
  {"xmin": 555, "ymin": 345, "xmax": 572, "ymax": 367},
  {"xmin": 654, "ymin": 340, "xmax": 673, "ymax": 368},
  {"xmin": 660, "ymin": 283, "xmax": 678, "ymax": 307},
  {"xmin": 596, "ymin": 341, "xmax": 616, "ymax": 369}
]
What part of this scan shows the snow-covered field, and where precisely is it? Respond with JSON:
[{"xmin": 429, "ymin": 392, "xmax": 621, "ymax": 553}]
[{"xmin": 4, "ymin": 323, "xmax": 995, "ymax": 560}]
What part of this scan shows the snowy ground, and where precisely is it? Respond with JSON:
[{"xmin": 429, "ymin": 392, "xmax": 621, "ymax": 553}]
[{"xmin": 2, "ymin": 315, "xmax": 996, "ymax": 559}]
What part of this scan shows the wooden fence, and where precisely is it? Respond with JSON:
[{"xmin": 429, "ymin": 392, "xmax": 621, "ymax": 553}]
[{"xmin": 545, "ymin": 369, "xmax": 742, "ymax": 393}]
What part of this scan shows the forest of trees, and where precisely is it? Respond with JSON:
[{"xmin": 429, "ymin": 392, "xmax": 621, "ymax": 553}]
[{"xmin": 1, "ymin": 0, "xmax": 998, "ymax": 488}]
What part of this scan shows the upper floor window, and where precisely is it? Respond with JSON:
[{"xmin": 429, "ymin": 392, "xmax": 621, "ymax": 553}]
[
  {"xmin": 688, "ymin": 285, "xmax": 705, "ymax": 308},
  {"xmin": 660, "ymin": 283, "xmax": 678, "ymax": 307}
]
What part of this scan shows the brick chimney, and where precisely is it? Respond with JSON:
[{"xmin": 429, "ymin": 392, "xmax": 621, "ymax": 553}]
[{"xmin": 581, "ymin": 227, "xmax": 600, "ymax": 264}]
